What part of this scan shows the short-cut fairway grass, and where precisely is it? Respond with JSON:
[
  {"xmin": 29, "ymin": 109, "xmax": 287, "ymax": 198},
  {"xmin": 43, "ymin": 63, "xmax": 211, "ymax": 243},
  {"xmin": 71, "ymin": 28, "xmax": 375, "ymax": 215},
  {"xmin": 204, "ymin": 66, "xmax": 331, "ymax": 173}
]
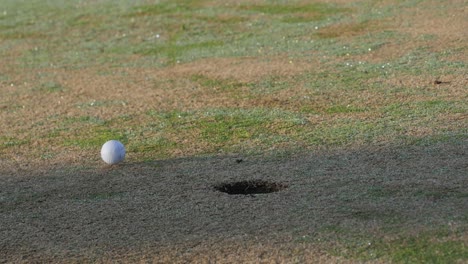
[{"xmin": 1, "ymin": 0, "xmax": 467, "ymax": 262}]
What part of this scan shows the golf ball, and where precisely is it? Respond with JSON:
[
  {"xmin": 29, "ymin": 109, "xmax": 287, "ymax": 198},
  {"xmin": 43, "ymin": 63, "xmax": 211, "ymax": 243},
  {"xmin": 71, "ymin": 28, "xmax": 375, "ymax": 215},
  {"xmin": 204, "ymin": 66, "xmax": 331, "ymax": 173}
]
[{"xmin": 101, "ymin": 140, "xmax": 125, "ymax": 165}]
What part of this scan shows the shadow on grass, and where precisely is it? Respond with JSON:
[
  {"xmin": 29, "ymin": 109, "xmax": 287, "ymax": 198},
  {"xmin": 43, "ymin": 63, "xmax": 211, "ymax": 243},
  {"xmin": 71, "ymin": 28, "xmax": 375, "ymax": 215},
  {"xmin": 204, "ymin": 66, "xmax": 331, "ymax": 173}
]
[{"xmin": 1, "ymin": 140, "xmax": 466, "ymax": 262}]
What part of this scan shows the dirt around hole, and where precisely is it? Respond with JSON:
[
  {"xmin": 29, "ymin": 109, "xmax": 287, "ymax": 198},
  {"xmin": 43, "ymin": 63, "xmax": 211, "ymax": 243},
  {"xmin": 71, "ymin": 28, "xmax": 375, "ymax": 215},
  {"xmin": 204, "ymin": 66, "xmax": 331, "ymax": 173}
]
[{"xmin": 214, "ymin": 180, "xmax": 287, "ymax": 195}]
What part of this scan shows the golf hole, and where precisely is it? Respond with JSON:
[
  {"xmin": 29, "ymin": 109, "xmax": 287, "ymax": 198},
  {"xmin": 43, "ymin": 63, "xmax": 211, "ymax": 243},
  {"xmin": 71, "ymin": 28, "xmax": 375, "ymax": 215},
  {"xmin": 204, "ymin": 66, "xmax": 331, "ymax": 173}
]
[{"xmin": 214, "ymin": 180, "xmax": 287, "ymax": 195}]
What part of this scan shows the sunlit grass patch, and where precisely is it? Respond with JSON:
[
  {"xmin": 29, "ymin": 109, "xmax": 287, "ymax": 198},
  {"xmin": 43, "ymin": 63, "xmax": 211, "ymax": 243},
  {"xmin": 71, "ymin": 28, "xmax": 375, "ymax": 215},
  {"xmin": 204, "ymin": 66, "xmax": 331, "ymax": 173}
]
[
  {"xmin": 241, "ymin": 2, "xmax": 348, "ymax": 23},
  {"xmin": 142, "ymin": 108, "xmax": 309, "ymax": 155},
  {"xmin": 64, "ymin": 116, "xmax": 107, "ymax": 126},
  {"xmin": 191, "ymin": 74, "xmax": 245, "ymax": 91},
  {"xmin": 129, "ymin": 137, "xmax": 178, "ymax": 158},
  {"xmin": 198, "ymin": 111, "xmax": 268, "ymax": 144},
  {"xmin": 195, "ymin": 13, "xmax": 247, "ymax": 25},
  {"xmin": 0, "ymin": 136, "xmax": 30, "ymax": 150},
  {"xmin": 136, "ymin": 40, "xmax": 224, "ymax": 64},
  {"xmin": 66, "ymin": 13, "xmax": 102, "ymax": 27},
  {"xmin": 33, "ymin": 81, "xmax": 65, "ymax": 93},
  {"xmin": 306, "ymin": 119, "xmax": 384, "ymax": 146},
  {"xmin": 369, "ymin": 232, "xmax": 467, "ymax": 263},
  {"xmin": 391, "ymin": 47, "xmax": 467, "ymax": 75},
  {"xmin": 159, "ymin": 107, "xmax": 425, "ymax": 152},
  {"xmin": 0, "ymin": 31, "xmax": 47, "ymax": 40},
  {"xmin": 321, "ymin": 226, "xmax": 467, "ymax": 263},
  {"xmin": 383, "ymin": 100, "xmax": 466, "ymax": 118},
  {"xmin": 126, "ymin": 1, "xmax": 205, "ymax": 17},
  {"xmin": 249, "ymin": 75, "xmax": 295, "ymax": 94},
  {"xmin": 315, "ymin": 20, "xmax": 384, "ymax": 39},
  {"xmin": 63, "ymin": 126, "xmax": 127, "ymax": 149},
  {"xmin": 75, "ymin": 100, "xmax": 128, "ymax": 109},
  {"xmin": 194, "ymin": 108, "xmax": 306, "ymax": 152},
  {"xmin": 416, "ymin": 100, "xmax": 466, "ymax": 114},
  {"xmin": 326, "ymin": 105, "xmax": 368, "ymax": 114},
  {"xmin": 387, "ymin": 235, "xmax": 467, "ymax": 263}
]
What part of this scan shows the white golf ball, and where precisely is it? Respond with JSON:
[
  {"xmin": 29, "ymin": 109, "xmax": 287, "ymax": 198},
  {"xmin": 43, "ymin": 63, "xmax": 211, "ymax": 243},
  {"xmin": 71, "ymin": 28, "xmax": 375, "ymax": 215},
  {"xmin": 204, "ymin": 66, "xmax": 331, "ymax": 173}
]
[{"xmin": 101, "ymin": 140, "xmax": 125, "ymax": 165}]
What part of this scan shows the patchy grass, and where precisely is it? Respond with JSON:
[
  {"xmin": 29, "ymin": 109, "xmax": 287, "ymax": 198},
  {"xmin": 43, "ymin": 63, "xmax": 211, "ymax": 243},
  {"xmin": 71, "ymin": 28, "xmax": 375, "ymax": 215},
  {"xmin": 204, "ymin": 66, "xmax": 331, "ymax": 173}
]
[
  {"xmin": 329, "ymin": 230, "xmax": 468, "ymax": 263},
  {"xmin": 63, "ymin": 125, "xmax": 127, "ymax": 149},
  {"xmin": 126, "ymin": 1, "xmax": 206, "ymax": 17},
  {"xmin": 136, "ymin": 40, "xmax": 225, "ymax": 64},
  {"xmin": 75, "ymin": 100, "xmax": 128, "ymax": 109},
  {"xmin": 241, "ymin": 2, "xmax": 348, "ymax": 23},
  {"xmin": 0, "ymin": 136, "xmax": 30, "ymax": 150},
  {"xmin": 190, "ymin": 74, "xmax": 245, "ymax": 91},
  {"xmin": 1, "ymin": 0, "xmax": 467, "ymax": 262},
  {"xmin": 325, "ymin": 105, "xmax": 368, "ymax": 114},
  {"xmin": 388, "ymin": 235, "xmax": 467, "ymax": 263},
  {"xmin": 33, "ymin": 81, "xmax": 66, "ymax": 93},
  {"xmin": 315, "ymin": 20, "xmax": 383, "ymax": 39}
]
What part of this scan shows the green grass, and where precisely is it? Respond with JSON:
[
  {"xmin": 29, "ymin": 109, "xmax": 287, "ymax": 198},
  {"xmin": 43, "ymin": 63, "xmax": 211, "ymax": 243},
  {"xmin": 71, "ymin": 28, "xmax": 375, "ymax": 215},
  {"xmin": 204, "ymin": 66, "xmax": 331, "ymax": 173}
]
[
  {"xmin": 325, "ymin": 105, "xmax": 367, "ymax": 114},
  {"xmin": 0, "ymin": 0, "xmax": 352, "ymax": 67},
  {"xmin": 241, "ymin": 2, "xmax": 348, "ymax": 23},
  {"xmin": 142, "ymin": 108, "xmax": 308, "ymax": 155},
  {"xmin": 0, "ymin": 136, "xmax": 30, "ymax": 150},
  {"xmin": 51, "ymin": 97, "xmax": 466, "ymax": 158},
  {"xmin": 63, "ymin": 126, "xmax": 127, "ymax": 149},
  {"xmin": 389, "ymin": 236, "xmax": 466, "ymax": 263},
  {"xmin": 190, "ymin": 74, "xmax": 245, "ymax": 91},
  {"xmin": 383, "ymin": 100, "xmax": 466, "ymax": 118},
  {"xmin": 75, "ymin": 100, "xmax": 128, "ymax": 109},
  {"xmin": 63, "ymin": 135, "xmax": 121, "ymax": 149},
  {"xmin": 33, "ymin": 81, "xmax": 65, "ymax": 93},
  {"xmin": 1, "ymin": 0, "xmax": 464, "ymax": 156},
  {"xmin": 126, "ymin": 1, "xmax": 206, "ymax": 17},
  {"xmin": 315, "ymin": 211, "xmax": 466, "ymax": 262},
  {"xmin": 129, "ymin": 137, "xmax": 178, "ymax": 158},
  {"xmin": 136, "ymin": 40, "xmax": 225, "ymax": 64},
  {"xmin": 336, "ymin": 231, "xmax": 468, "ymax": 263}
]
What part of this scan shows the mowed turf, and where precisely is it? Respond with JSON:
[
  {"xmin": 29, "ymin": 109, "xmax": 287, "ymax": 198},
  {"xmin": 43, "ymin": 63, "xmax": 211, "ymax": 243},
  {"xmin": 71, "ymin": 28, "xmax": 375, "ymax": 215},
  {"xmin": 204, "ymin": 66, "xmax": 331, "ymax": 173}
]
[{"xmin": 1, "ymin": 0, "xmax": 467, "ymax": 262}]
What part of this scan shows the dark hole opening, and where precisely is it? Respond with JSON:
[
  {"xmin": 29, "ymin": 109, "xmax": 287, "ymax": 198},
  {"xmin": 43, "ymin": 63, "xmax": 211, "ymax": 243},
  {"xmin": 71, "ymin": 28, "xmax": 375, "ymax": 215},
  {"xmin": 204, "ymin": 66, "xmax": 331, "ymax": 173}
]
[{"xmin": 214, "ymin": 180, "xmax": 287, "ymax": 195}]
